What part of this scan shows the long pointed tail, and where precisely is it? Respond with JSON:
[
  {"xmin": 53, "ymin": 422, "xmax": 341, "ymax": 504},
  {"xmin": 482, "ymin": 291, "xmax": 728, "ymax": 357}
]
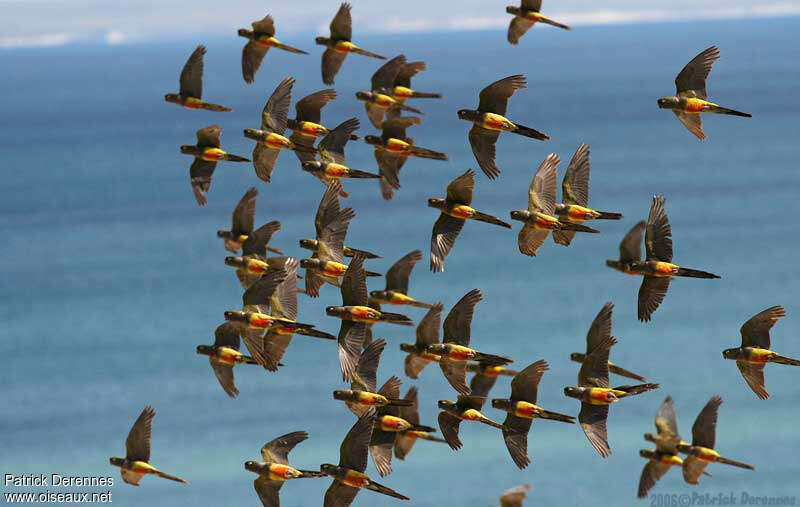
[
  {"xmin": 479, "ymin": 416, "xmax": 505, "ymax": 430},
  {"xmin": 473, "ymin": 352, "xmax": 513, "ymax": 366},
  {"xmin": 387, "ymin": 398, "xmax": 414, "ymax": 407},
  {"xmin": 222, "ymin": 153, "xmax": 250, "ymax": 162},
  {"xmin": 347, "ymin": 169, "xmax": 381, "ymax": 179},
  {"xmin": 154, "ymin": 470, "xmax": 188, "ymax": 484},
  {"xmin": 539, "ymin": 409, "xmax": 576, "ymax": 424},
  {"xmin": 275, "ymin": 42, "xmax": 308, "ymax": 54},
  {"xmin": 711, "ymin": 106, "xmax": 752, "ymax": 118},
  {"xmin": 266, "ymin": 246, "xmax": 284, "ymax": 255},
  {"xmin": 346, "ymin": 247, "xmax": 381, "ymax": 259},
  {"xmin": 366, "ymin": 480, "xmax": 410, "ymax": 500},
  {"xmin": 407, "ymin": 300, "xmax": 435, "ymax": 309},
  {"xmin": 409, "ymin": 424, "xmax": 437, "ymax": 432},
  {"xmin": 202, "ymin": 103, "xmax": 233, "ymax": 112},
  {"xmin": 295, "ymin": 328, "xmax": 336, "ymax": 340},
  {"xmin": 595, "ymin": 210, "xmax": 623, "ymax": 220},
  {"xmin": 398, "ymin": 103, "xmax": 423, "ymax": 115},
  {"xmin": 472, "ymin": 210, "xmax": 512, "ymax": 229},
  {"xmin": 609, "ymin": 364, "xmax": 647, "ymax": 382},
  {"xmin": 280, "ymin": 320, "xmax": 316, "ymax": 331},
  {"xmin": 511, "ymin": 122, "xmax": 549, "ymax": 140},
  {"xmin": 379, "ymin": 312, "xmax": 414, "ymax": 326},
  {"xmin": 410, "ymin": 91, "xmax": 441, "ymax": 98},
  {"xmin": 675, "ymin": 267, "xmax": 720, "ymax": 279},
  {"xmin": 716, "ymin": 455, "xmax": 755, "ymax": 470},
  {"xmin": 352, "ymin": 48, "xmax": 387, "ymax": 59},
  {"xmin": 409, "ymin": 146, "xmax": 448, "ymax": 160},
  {"xmin": 771, "ymin": 354, "xmax": 800, "ymax": 366},
  {"xmin": 240, "ymin": 355, "xmax": 260, "ymax": 365},
  {"xmin": 297, "ymin": 469, "xmax": 328, "ymax": 478},
  {"xmin": 539, "ymin": 17, "xmax": 571, "ymax": 30},
  {"xmin": 615, "ymin": 383, "xmax": 660, "ymax": 397},
  {"xmin": 559, "ymin": 221, "xmax": 599, "ymax": 233},
  {"xmin": 365, "ymin": 270, "xmax": 382, "ymax": 277},
  {"xmin": 417, "ymin": 433, "xmax": 448, "ymax": 443}
]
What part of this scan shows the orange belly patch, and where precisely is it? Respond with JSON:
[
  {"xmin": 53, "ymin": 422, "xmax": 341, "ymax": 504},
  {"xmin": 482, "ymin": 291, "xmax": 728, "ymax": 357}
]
[
  {"xmin": 447, "ymin": 346, "xmax": 473, "ymax": 361},
  {"xmin": 335, "ymin": 41, "xmax": 355, "ymax": 53},
  {"xmin": 325, "ymin": 163, "xmax": 349, "ymax": 178},
  {"xmin": 654, "ymin": 262, "xmax": 678, "ymax": 276},
  {"xmin": 351, "ymin": 306, "xmax": 378, "ymax": 322},
  {"xmin": 393, "ymin": 86, "xmax": 413, "ymax": 99},
  {"xmin": 268, "ymin": 464, "xmax": 293, "ymax": 481},
  {"xmin": 514, "ymin": 401, "xmax": 539, "ymax": 418},
  {"xmin": 385, "ymin": 138, "xmax": 411, "ymax": 154},
  {"xmin": 685, "ymin": 98, "xmax": 707, "ymax": 113},
  {"xmin": 250, "ymin": 315, "xmax": 274, "ymax": 328},
  {"xmin": 589, "ymin": 388, "xmax": 614, "ymax": 404},
  {"xmin": 202, "ymin": 148, "xmax": 225, "ymax": 161},
  {"xmin": 449, "ymin": 205, "xmax": 474, "ymax": 219},
  {"xmin": 323, "ymin": 262, "xmax": 347, "ymax": 277},
  {"xmin": 356, "ymin": 392, "xmax": 383, "ymax": 405},
  {"xmin": 300, "ymin": 122, "xmax": 326, "ymax": 137},
  {"xmin": 380, "ymin": 415, "xmax": 410, "ymax": 432}
]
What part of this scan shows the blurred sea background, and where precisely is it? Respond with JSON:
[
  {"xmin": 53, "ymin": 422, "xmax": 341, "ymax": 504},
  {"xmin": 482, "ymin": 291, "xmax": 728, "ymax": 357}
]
[{"xmin": 2, "ymin": 15, "xmax": 799, "ymax": 506}]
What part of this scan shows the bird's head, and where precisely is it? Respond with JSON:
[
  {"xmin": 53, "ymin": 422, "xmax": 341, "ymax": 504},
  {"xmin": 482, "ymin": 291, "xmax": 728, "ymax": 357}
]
[
  {"xmin": 363, "ymin": 135, "xmax": 381, "ymax": 146},
  {"xmin": 399, "ymin": 343, "xmax": 416, "ymax": 354},
  {"xmin": 224, "ymin": 256, "xmax": 246, "ymax": 268},
  {"xmin": 490, "ymin": 398, "xmax": 512, "ymax": 411},
  {"xmin": 355, "ymin": 91, "xmax": 373, "ymax": 102},
  {"xmin": 224, "ymin": 311, "xmax": 247, "ymax": 323},
  {"xmin": 179, "ymin": 145, "xmax": 195, "ymax": 154},
  {"xmin": 244, "ymin": 461, "xmax": 263, "ymax": 473},
  {"xmin": 301, "ymin": 161, "xmax": 322, "ymax": 173},
  {"xmin": 319, "ymin": 464, "xmax": 335, "ymax": 475},
  {"xmin": 243, "ymin": 128, "xmax": 266, "ymax": 141},
  {"xmin": 332, "ymin": 390, "xmax": 351, "ymax": 401},
  {"xmin": 457, "ymin": 109, "xmax": 477, "ymax": 121},
  {"xmin": 164, "ymin": 93, "xmax": 180, "ymax": 104},
  {"xmin": 299, "ymin": 258, "xmax": 318, "ymax": 270},
  {"xmin": 109, "ymin": 457, "xmax": 125, "ymax": 467},
  {"xmin": 425, "ymin": 343, "xmax": 445, "ymax": 355},
  {"xmin": 505, "ymin": 6, "xmax": 521, "ymax": 15},
  {"xmin": 657, "ymin": 97, "xmax": 679, "ymax": 109},
  {"xmin": 326, "ymin": 306, "xmax": 345, "ymax": 317},
  {"xmin": 437, "ymin": 400, "xmax": 456, "ymax": 410},
  {"xmin": 563, "ymin": 386, "xmax": 582, "ymax": 399},
  {"xmin": 237, "ymin": 29, "xmax": 251, "ymax": 38},
  {"xmin": 299, "ymin": 238, "xmax": 317, "ymax": 250},
  {"xmin": 643, "ymin": 432, "xmax": 656, "ymax": 444},
  {"xmin": 722, "ymin": 348, "xmax": 738, "ymax": 360},
  {"xmin": 510, "ymin": 210, "xmax": 530, "ymax": 222},
  {"xmin": 569, "ymin": 352, "xmax": 582, "ymax": 362},
  {"xmin": 639, "ymin": 449, "xmax": 656, "ymax": 460},
  {"xmin": 315, "ymin": 36, "xmax": 328, "ymax": 46},
  {"xmin": 369, "ymin": 290, "xmax": 388, "ymax": 301},
  {"xmin": 196, "ymin": 345, "xmax": 213, "ymax": 356},
  {"xmin": 427, "ymin": 197, "xmax": 445, "ymax": 209}
]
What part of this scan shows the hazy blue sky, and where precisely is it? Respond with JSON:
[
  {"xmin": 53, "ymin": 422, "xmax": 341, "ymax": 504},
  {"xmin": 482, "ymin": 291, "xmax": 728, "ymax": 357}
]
[{"xmin": 2, "ymin": 0, "xmax": 799, "ymax": 47}]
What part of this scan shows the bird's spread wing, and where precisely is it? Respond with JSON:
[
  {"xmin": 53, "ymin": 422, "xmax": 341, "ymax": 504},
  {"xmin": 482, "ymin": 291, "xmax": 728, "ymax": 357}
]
[
  {"xmin": 242, "ymin": 42, "xmax": 269, "ymax": 84},
  {"xmin": 578, "ymin": 336, "xmax": 614, "ymax": 387},
  {"xmin": 262, "ymin": 77, "xmax": 294, "ymax": 134},
  {"xmin": 619, "ymin": 221, "xmax": 645, "ymax": 264},
  {"xmin": 645, "ymin": 194, "xmax": 672, "ymax": 262},
  {"xmin": 430, "ymin": 214, "xmax": 464, "ymax": 272},
  {"xmin": 510, "ymin": 359, "xmax": 548, "ymax": 404},
  {"xmin": 438, "ymin": 411, "xmax": 463, "ymax": 450},
  {"xmin": 253, "ymin": 144, "xmax": 280, "ymax": 183},
  {"xmin": 691, "ymin": 395, "xmax": 721, "ymax": 448},
  {"xmin": 321, "ymin": 48, "xmax": 347, "ymax": 85},
  {"xmin": 395, "ymin": 61, "xmax": 426, "ymax": 87},
  {"xmin": 210, "ymin": 360, "xmax": 239, "ymax": 398},
  {"xmin": 586, "ymin": 302, "xmax": 613, "ymax": 355},
  {"xmin": 443, "ymin": 288, "xmax": 482, "ymax": 346},
  {"xmin": 355, "ymin": 339, "xmax": 385, "ymax": 393},
  {"xmin": 416, "ymin": 303, "xmax": 443, "ymax": 346},
  {"xmin": 232, "ymin": 187, "xmax": 258, "ymax": 236},
  {"xmin": 179, "ymin": 45, "xmax": 205, "ymax": 98},
  {"xmin": 330, "ymin": 2, "xmax": 353, "ymax": 40},
  {"xmin": 638, "ymin": 461, "xmax": 671, "ymax": 498},
  {"xmin": 440, "ymin": 359, "xmax": 470, "ymax": 395},
  {"xmin": 638, "ymin": 276, "xmax": 670, "ymax": 322},
  {"xmin": 578, "ymin": 403, "xmax": 610, "ymax": 457},
  {"xmin": 385, "ymin": 249, "xmax": 421, "ymax": 293},
  {"xmin": 125, "ymin": 406, "xmax": 155, "ymax": 462},
  {"xmin": 477, "ymin": 74, "xmax": 526, "ymax": 115},
  {"xmin": 295, "ymin": 89, "xmax": 337, "ymax": 123},
  {"xmin": 468, "ymin": 126, "xmax": 501, "ymax": 180},
  {"xmin": 675, "ymin": 46, "xmax": 719, "ymax": 99},
  {"xmin": 507, "ymin": 17, "xmax": 535, "ymax": 45},
  {"xmin": 319, "ymin": 118, "xmax": 359, "ymax": 164},
  {"xmin": 740, "ymin": 306, "xmax": 785, "ymax": 349},
  {"xmin": 673, "ymin": 110, "xmax": 706, "ymax": 140},
  {"xmin": 500, "ymin": 484, "xmax": 531, "ymax": 507},
  {"xmin": 196, "ymin": 125, "xmax": 221, "ymax": 148},
  {"xmin": 242, "ymin": 221, "xmax": 281, "ymax": 257},
  {"xmin": 339, "ymin": 413, "xmax": 374, "ymax": 472},
  {"xmin": 342, "ymin": 255, "xmax": 368, "ymax": 307},
  {"xmin": 562, "ymin": 143, "xmax": 590, "ymax": 206},
  {"xmin": 517, "ymin": 224, "xmax": 548, "ymax": 256},
  {"xmin": 261, "ymin": 431, "xmax": 308, "ymax": 465},
  {"xmin": 446, "ymin": 169, "xmax": 475, "ymax": 204},
  {"xmin": 736, "ymin": 362, "xmax": 769, "ymax": 400},
  {"xmin": 214, "ymin": 322, "xmax": 241, "ymax": 349},
  {"xmin": 371, "ymin": 55, "xmax": 406, "ymax": 92},
  {"xmin": 529, "ymin": 153, "xmax": 558, "ymax": 215}
]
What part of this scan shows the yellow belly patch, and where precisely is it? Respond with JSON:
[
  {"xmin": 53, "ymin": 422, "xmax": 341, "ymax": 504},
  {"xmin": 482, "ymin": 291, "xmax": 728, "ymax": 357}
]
[
  {"xmin": 392, "ymin": 86, "xmax": 414, "ymax": 99},
  {"xmin": 335, "ymin": 41, "xmax": 356, "ymax": 53},
  {"xmin": 696, "ymin": 447, "xmax": 721, "ymax": 462},
  {"xmin": 534, "ymin": 212, "xmax": 559, "ymax": 229},
  {"xmin": 342, "ymin": 470, "xmax": 368, "ymax": 488},
  {"xmin": 324, "ymin": 163, "xmax": 349, "ymax": 178},
  {"xmin": 567, "ymin": 205, "xmax": 597, "ymax": 221},
  {"xmin": 389, "ymin": 292, "xmax": 414, "ymax": 305},
  {"xmin": 447, "ymin": 345, "xmax": 474, "ymax": 361},
  {"xmin": 201, "ymin": 148, "xmax": 225, "ymax": 161},
  {"xmin": 380, "ymin": 415, "xmax": 411, "ymax": 432},
  {"xmin": 129, "ymin": 461, "xmax": 157, "ymax": 474},
  {"xmin": 448, "ymin": 205, "xmax": 475, "ymax": 219},
  {"xmin": 524, "ymin": 11, "xmax": 543, "ymax": 22},
  {"xmin": 350, "ymin": 305, "xmax": 379, "ymax": 322},
  {"xmin": 249, "ymin": 313, "xmax": 274, "ymax": 328},
  {"xmin": 747, "ymin": 348, "xmax": 774, "ymax": 363},
  {"xmin": 299, "ymin": 122, "xmax": 327, "ymax": 137},
  {"xmin": 660, "ymin": 454, "xmax": 684, "ymax": 466},
  {"xmin": 256, "ymin": 36, "xmax": 278, "ymax": 47},
  {"xmin": 373, "ymin": 93, "xmax": 396, "ymax": 109},
  {"xmin": 420, "ymin": 352, "xmax": 441, "ymax": 362},
  {"xmin": 482, "ymin": 112, "xmax": 513, "ymax": 131},
  {"xmin": 323, "ymin": 262, "xmax": 348, "ymax": 277},
  {"xmin": 215, "ymin": 347, "xmax": 241, "ymax": 365},
  {"xmin": 513, "ymin": 401, "xmax": 541, "ymax": 419},
  {"xmin": 685, "ymin": 97, "xmax": 712, "ymax": 113},
  {"xmin": 247, "ymin": 258, "xmax": 269, "ymax": 274},
  {"xmin": 653, "ymin": 262, "xmax": 679, "ymax": 277},
  {"xmin": 183, "ymin": 96, "xmax": 203, "ymax": 109},
  {"xmin": 263, "ymin": 132, "xmax": 291, "ymax": 149},
  {"xmin": 460, "ymin": 408, "xmax": 482, "ymax": 421},
  {"xmin": 356, "ymin": 392, "xmax": 386, "ymax": 405},
  {"xmin": 588, "ymin": 388, "xmax": 615, "ymax": 405},
  {"xmin": 268, "ymin": 463, "xmax": 296, "ymax": 481},
  {"xmin": 385, "ymin": 137, "xmax": 411, "ymax": 154}
]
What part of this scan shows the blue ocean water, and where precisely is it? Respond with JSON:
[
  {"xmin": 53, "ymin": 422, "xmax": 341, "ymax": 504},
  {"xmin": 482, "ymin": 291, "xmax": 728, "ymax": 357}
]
[{"xmin": 2, "ymin": 16, "xmax": 799, "ymax": 506}]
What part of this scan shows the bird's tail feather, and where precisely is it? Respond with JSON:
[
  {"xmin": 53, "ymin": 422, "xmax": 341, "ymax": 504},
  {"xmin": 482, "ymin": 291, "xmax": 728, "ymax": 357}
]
[
  {"xmin": 275, "ymin": 42, "xmax": 308, "ymax": 54},
  {"xmin": 154, "ymin": 470, "xmax": 188, "ymax": 484},
  {"xmin": 715, "ymin": 456, "xmax": 755, "ymax": 470},
  {"xmin": 539, "ymin": 17, "xmax": 571, "ymax": 30},
  {"xmin": 614, "ymin": 383, "xmax": 660, "ymax": 397},
  {"xmin": 410, "ymin": 91, "xmax": 441, "ymax": 98},
  {"xmin": 240, "ymin": 355, "xmax": 260, "ymax": 365},
  {"xmin": 407, "ymin": 300, "xmax": 435, "ymax": 309},
  {"xmin": 366, "ymin": 480, "xmax": 410, "ymax": 500},
  {"xmin": 609, "ymin": 364, "xmax": 647, "ymax": 382},
  {"xmin": 711, "ymin": 106, "xmax": 752, "ymax": 118},
  {"xmin": 347, "ymin": 169, "xmax": 381, "ymax": 179},
  {"xmin": 347, "ymin": 247, "xmax": 381, "ymax": 259},
  {"xmin": 409, "ymin": 146, "xmax": 448, "ymax": 160},
  {"xmin": 387, "ymin": 398, "xmax": 414, "ymax": 407},
  {"xmin": 472, "ymin": 211, "xmax": 512, "ymax": 229},
  {"xmin": 202, "ymin": 103, "xmax": 233, "ymax": 112},
  {"xmin": 479, "ymin": 416, "xmax": 505, "ymax": 430},
  {"xmin": 418, "ymin": 433, "xmax": 447, "ymax": 443},
  {"xmin": 379, "ymin": 312, "xmax": 414, "ymax": 325},
  {"xmin": 511, "ymin": 122, "xmax": 549, "ymax": 140},
  {"xmin": 352, "ymin": 48, "xmax": 387, "ymax": 59},
  {"xmin": 596, "ymin": 210, "xmax": 623, "ymax": 220},
  {"xmin": 771, "ymin": 354, "xmax": 800, "ymax": 366},
  {"xmin": 559, "ymin": 221, "xmax": 599, "ymax": 233},
  {"xmin": 398, "ymin": 103, "xmax": 424, "ymax": 115},
  {"xmin": 295, "ymin": 328, "xmax": 336, "ymax": 340},
  {"xmin": 222, "ymin": 153, "xmax": 250, "ymax": 162},
  {"xmin": 675, "ymin": 267, "xmax": 720, "ymax": 279},
  {"xmin": 365, "ymin": 270, "xmax": 382, "ymax": 277},
  {"xmin": 539, "ymin": 409, "xmax": 576, "ymax": 423},
  {"xmin": 409, "ymin": 424, "xmax": 437, "ymax": 432},
  {"xmin": 297, "ymin": 469, "xmax": 328, "ymax": 478},
  {"xmin": 472, "ymin": 352, "xmax": 513, "ymax": 366},
  {"xmin": 266, "ymin": 246, "xmax": 284, "ymax": 255}
]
